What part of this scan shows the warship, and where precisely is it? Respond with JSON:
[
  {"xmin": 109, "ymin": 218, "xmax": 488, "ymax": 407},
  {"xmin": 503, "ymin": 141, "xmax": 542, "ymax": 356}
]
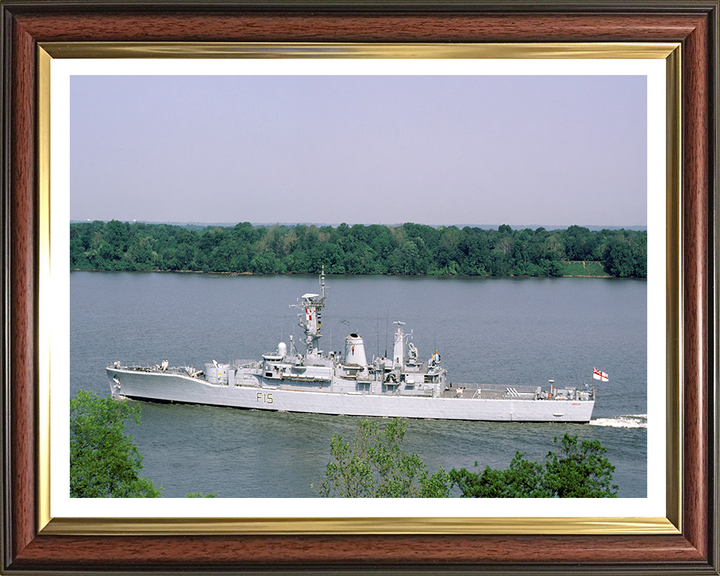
[{"xmin": 107, "ymin": 270, "xmax": 596, "ymax": 422}]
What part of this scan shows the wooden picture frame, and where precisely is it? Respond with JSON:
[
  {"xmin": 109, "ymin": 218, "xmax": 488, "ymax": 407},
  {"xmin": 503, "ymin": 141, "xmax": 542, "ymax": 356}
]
[{"xmin": 1, "ymin": 2, "xmax": 717, "ymax": 573}]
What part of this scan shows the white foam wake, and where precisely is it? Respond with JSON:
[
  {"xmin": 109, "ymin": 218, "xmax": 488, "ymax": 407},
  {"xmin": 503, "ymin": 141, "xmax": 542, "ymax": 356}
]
[{"xmin": 589, "ymin": 414, "xmax": 647, "ymax": 429}]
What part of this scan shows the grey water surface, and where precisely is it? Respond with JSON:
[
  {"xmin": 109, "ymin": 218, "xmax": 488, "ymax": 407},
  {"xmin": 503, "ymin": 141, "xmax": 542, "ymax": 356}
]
[{"xmin": 71, "ymin": 272, "xmax": 647, "ymax": 497}]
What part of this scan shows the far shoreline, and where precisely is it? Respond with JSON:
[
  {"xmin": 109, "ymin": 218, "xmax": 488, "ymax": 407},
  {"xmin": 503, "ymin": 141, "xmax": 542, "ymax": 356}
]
[{"xmin": 69, "ymin": 268, "xmax": 623, "ymax": 279}]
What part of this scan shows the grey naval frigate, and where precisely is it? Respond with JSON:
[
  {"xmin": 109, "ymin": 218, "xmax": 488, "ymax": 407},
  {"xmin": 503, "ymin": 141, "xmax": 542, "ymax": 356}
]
[{"xmin": 107, "ymin": 270, "xmax": 596, "ymax": 422}]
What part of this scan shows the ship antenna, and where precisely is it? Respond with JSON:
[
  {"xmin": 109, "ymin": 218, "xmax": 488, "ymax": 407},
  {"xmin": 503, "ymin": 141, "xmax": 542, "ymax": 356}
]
[
  {"xmin": 320, "ymin": 265, "xmax": 325, "ymax": 299},
  {"xmin": 376, "ymin": 312, "xmax": 380, "ymax": 359}
]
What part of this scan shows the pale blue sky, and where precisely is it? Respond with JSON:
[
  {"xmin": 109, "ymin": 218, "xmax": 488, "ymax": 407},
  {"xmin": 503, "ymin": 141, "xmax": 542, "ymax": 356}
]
[{"xmin": 71, "ymin": 75, "xmax": 647, "ymax": 227}]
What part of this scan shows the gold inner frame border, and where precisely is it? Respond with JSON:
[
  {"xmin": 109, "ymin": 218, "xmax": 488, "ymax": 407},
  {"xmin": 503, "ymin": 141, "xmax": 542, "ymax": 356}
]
[{"xmin": 37, "ymin": 41, "xmax": 682, "ymax": 536}]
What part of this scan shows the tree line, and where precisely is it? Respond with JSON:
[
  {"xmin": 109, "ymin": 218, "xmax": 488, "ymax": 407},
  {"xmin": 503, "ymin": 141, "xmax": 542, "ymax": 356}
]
[{"xmin": 70, "ymin": 220, "xmax": 647, "ymax": 278}]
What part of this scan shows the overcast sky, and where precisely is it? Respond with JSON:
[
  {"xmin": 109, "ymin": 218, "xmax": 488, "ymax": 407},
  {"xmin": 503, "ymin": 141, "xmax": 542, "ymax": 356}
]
[{"xmin": 70, "ymin": 74, "xmax": 647, "ymax": 227}]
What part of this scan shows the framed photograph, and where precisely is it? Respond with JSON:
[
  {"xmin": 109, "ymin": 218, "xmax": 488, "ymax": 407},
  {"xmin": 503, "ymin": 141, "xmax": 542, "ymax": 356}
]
[{"xmin": 1, "ymin": 2, "xmax": 717, "ymax": 574}]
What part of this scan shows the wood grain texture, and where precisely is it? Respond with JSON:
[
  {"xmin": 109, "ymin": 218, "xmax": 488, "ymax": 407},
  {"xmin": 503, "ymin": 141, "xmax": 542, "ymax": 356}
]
[
  {"xmin": 681, "ymin": 7, "xmax": 710, "ymax": 561},
  {"xmin": 9, "ymin": 534, "xmax": 707, "ymax": 568},
  {"xmin": 10, "ymin": 18, "xmax": 37, "ymax": 562},
  {"xmin": 13, "ymin": 12, "xmax": 705, "ymax": 42},
  {"xmin": 2, "ymin": 3, "xmax": 717, "ymax": 573}
]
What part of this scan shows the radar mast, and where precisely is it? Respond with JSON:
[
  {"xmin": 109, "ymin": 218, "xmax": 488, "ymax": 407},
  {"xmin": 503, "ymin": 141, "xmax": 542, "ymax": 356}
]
[{"xmin": 291, "ymin": 266, "xmax": 326, "ymax": 356}]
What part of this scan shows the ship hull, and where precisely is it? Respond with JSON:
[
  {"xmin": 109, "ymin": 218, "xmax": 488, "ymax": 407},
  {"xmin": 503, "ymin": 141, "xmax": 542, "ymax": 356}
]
[{"xmin": 107, "ymin": 368, "xmax": 595, "ymax": 423}]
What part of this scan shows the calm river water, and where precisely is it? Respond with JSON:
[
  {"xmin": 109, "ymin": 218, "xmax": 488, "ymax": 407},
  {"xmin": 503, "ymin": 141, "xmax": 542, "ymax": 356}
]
[{"xmin": 71, "ymin": 272, "xmax": 647, "ymax": 497}]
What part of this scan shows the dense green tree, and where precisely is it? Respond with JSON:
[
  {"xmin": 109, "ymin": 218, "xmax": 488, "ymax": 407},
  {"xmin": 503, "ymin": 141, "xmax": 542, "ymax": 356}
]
[
  {"xmin": 317, "ymin": 418, "xmax": 452, "ymax": 498},
  {"xmin": 564, "ymin": 225, "xmax": 597, "ymax": 261},
  {"xmin": 450, "ymin": 452, "xmax": 552, "ymax": 498},
  {"xmin": 604, "ymin": 236, "xmax": 636, "ymax": 277},
  {"xmin": 70, "ymin": 390, "xmax": 162, "ymax": 498},
  {"xmin": 105, "ymin": 219, "xmax": 129, "ymax": 253},
  {"xmin": 450, "ymin": 433, "xmax": 618, "ymax": 498},
  {"xmin": 544, "ymin": 434, "xmax": 618, "ymax": 498}
]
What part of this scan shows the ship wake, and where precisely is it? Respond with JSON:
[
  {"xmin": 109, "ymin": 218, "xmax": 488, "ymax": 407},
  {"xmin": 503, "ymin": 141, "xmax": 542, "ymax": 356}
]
[{"xmin": 589, "ymin": 414, "xmax": 647, "ymax": 429}]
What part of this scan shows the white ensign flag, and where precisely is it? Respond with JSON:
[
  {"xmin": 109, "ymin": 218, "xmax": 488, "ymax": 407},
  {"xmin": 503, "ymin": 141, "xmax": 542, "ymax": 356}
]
[{"xmin": 593, "ymin": 368, "xmax": 609, "ymax": 382}]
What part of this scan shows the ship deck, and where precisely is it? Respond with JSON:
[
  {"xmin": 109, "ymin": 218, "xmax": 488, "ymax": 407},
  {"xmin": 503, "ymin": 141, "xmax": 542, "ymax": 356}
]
[{"xmin": 441, "ymin": 383, "xmax": 541, "ymax": 400}]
